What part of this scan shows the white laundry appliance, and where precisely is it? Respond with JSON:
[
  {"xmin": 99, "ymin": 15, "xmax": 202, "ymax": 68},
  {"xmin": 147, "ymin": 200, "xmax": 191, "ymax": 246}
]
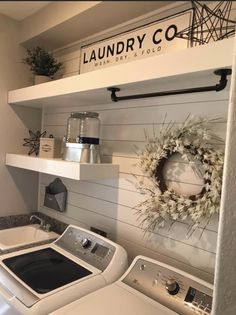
[
  {"xmin": 0, "ymin": 225, "xmax": 128, "ymax": 315},
  {"xmin": 50, "ymin": 255, "xmax": 213, "ymax": 315}
]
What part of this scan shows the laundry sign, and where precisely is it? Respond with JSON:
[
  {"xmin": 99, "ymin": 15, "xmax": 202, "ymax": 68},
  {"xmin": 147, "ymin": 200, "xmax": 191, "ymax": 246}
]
[{"xmin": 80, "ymin": 10, "xmax": 192, "ymax": 74}]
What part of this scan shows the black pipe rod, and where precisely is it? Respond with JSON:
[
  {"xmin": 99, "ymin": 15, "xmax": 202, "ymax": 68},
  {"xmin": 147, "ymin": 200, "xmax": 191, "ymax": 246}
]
[{"xmin": 107, "ymin": 68, "xmax": 231, "ymax": 102}]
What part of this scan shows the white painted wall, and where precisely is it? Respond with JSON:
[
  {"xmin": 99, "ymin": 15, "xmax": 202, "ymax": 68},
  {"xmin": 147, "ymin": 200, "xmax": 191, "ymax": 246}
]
[
  {"xmin": 213, "ymin": 35, "xmax": 236, "ymax": 315},
  {"xmin": 0, "ymin": 14, "xmax": 41, "ymax": 216}
]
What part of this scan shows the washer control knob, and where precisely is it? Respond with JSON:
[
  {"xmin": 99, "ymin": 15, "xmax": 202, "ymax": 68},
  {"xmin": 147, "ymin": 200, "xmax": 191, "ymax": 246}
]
[
  {"xmin": 81, "ymin": 238, "xmax": 91, "ymax": 249},
  {"xmin": 165, "ymin": 279, "xmax": 180, "ymax": 295}
]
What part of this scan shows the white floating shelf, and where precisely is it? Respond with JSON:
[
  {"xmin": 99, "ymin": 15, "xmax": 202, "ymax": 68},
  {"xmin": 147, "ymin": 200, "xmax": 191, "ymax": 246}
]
[
  {"xmin": 20, "ymin": 1, "xmax": 172, "ymax": 50},
  {"xmin": 6, "ymin": 154, "xmax": 119, "ymax": 180},
  {"xmin": 8, "ymin": 38, "xmax": 233, "ymax": 108}
]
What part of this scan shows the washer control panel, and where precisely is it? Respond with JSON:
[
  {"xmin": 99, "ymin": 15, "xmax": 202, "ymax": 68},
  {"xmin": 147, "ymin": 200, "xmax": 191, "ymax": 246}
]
[
  {"xmin": 122, "ymin": 257, "xmax": 213, "ymax": 315},
  {"xmin": 55, "ymin": 226, "xmax": 115, "ymax": 271}
]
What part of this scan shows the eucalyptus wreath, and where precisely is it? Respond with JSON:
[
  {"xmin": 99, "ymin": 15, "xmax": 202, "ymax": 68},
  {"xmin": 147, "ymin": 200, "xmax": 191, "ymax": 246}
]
[{"xmin": 135, "ymin": 117, "xmax": 224, "ymax": 234}]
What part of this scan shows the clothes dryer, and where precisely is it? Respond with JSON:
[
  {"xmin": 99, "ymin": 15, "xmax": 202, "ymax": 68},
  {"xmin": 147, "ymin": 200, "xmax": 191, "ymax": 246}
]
[{"xmin": 51, "ymin": 255, "xmax": 213, "ymax": 315}]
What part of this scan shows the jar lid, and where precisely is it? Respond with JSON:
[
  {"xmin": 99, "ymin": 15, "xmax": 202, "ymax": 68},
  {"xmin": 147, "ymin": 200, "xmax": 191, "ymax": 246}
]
[
  {"xmin": 70, "ymin": 112, "xmax": 85, "ymax": 118},
  {"xmin": 79, "ymin": 111, "xmax": 99, "ymax": 118}
]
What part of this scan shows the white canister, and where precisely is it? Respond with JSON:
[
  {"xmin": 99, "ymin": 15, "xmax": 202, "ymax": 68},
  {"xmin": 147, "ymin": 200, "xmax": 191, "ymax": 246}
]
[{"xmin": 39, "ymin": 137, "xmax": 60, "ymax": 158}]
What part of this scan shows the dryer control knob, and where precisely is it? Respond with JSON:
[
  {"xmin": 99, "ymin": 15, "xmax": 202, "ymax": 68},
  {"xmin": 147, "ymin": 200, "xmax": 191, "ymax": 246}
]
[
  {"xmin": 81, "ymin": 238, "xmax": 91, "ymax": 248},
  {"xmin": 165, "ymin": 280, "xmax": 180, "ymax": 295}
]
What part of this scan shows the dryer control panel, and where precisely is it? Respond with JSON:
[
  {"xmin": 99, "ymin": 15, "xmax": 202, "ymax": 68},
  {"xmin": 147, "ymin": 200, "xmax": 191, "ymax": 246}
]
[
  {"xmin": 55, "ymin": 226, "xmax": 115, "ymax": 271},
  {"xmin": 122, "ymin": 257, "xmax": 213, "ymax": 315}
]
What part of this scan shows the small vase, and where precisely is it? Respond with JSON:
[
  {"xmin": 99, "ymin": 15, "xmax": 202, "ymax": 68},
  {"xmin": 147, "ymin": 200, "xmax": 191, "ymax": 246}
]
[{"xmin": 34, "ymin": 75, "xmax": 51, "ymax": 85}]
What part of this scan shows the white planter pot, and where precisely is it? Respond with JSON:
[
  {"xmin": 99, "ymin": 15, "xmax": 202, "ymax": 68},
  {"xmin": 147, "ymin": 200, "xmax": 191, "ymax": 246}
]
[{"xmin": 34, "ymin": 75, "xmax": 51, "ymax": 85}]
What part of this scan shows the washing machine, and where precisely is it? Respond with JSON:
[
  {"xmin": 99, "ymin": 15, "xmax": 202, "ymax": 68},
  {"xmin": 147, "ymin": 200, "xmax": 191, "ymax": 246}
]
[
  {"xmin": 50, "ymin": 255, "xmax": 213, "ymax": 315},
  {"xmin": 0, "ymin": 225, "xmax": 128, "ymax": 315}
]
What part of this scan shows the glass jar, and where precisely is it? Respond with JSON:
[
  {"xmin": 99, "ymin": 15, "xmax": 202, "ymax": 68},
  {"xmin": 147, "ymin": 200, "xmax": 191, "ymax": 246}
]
[
  {"xmin": 79, "ymin": 112, "xmax": 100, "ymax": 145},
  {"xmin": 66, "ymin": 112, "xmax": 84, "ymax": 143}
]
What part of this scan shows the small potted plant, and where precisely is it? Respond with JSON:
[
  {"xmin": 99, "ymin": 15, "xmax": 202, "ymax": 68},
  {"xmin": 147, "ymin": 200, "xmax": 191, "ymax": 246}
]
[{"xmin": 22, "ymin": 46, "xmax": 63, "ymax": 84}]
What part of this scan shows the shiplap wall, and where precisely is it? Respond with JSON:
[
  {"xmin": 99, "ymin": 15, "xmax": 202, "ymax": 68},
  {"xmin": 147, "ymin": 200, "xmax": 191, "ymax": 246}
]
[
  {"xmin": 38, "ymin": 2, "xmax": 233, "ymax": 283},
  {"xmin": 39, "ymin": 87, "xmax": 229, "ymax": 284}
]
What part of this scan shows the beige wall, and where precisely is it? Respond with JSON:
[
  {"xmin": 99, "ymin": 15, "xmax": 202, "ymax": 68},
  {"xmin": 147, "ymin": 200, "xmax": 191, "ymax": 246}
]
[{"xmin": 0, "ymin": 13, "xmax": 41, "ymax": 216}]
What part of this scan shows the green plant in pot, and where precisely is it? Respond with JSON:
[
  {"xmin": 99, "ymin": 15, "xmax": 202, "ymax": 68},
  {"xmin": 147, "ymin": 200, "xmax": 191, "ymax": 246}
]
[{"xmin": 22, "ymin": 46, "xmax": 63, "ymax": 84}]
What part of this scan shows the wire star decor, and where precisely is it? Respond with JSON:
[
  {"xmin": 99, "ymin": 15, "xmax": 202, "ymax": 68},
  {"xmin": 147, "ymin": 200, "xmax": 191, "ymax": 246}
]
[
  {"xmin": 176, "ymin": 1, "xmax": 236, "ymax": 46},
  {"xmin": 23, "ymin": 130, "xmax": 46, "ymax": 156}
]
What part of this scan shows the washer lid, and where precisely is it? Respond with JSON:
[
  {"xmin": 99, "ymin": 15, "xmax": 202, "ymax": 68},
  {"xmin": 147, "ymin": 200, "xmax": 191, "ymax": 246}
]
[
  {"xmin": 2, "ymin": 248, "xmax": 92, "ymax": 294},
  {"xmin": 51, "ymin": 283, "xmax": 178, "ymax": 315}
]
